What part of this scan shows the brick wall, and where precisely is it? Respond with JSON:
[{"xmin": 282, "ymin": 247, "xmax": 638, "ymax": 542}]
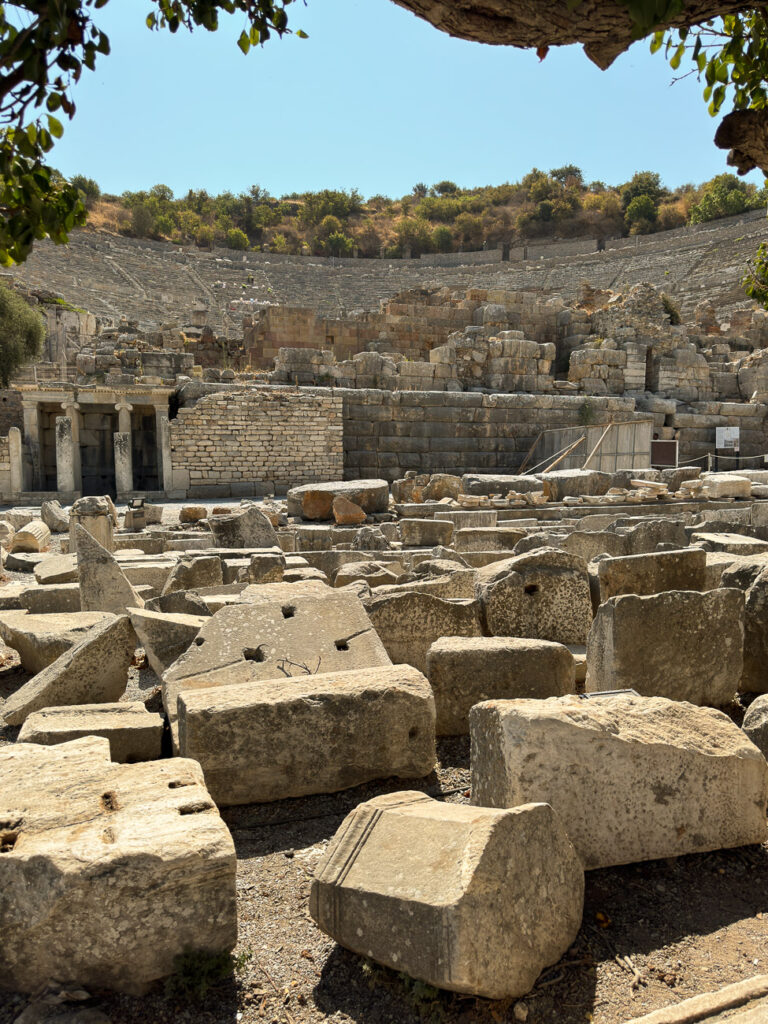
[{"xmin": 169, "ymin": 387, "xmax": 343, "ymax": 495}]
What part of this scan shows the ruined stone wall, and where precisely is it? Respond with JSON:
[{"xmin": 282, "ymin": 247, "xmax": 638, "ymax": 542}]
[
  {"xmin": 0, "ymin": 435, "xmax": 11, "ymax": 499},
  {"xmin": 169, "ymin": 387, "xmax": 344, "ymax": 495},
  {"xmin": 342, "ymin": 389, "xmax": 639, "ymax": 482},
  {"xmin": 0, "ymin": 390, "xmax": 23, "ymax": 436}
]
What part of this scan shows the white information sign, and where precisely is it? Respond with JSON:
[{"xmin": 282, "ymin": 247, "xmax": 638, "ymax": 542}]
[{"xmin": 716, "ymin": 426, "xmax": 740, "ymax": 451}]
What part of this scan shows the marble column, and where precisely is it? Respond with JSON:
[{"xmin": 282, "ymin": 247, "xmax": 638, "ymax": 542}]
[
  {"xmin": 155, "ymin": 408, "xmax": 172, "ymax": 494},
  {"xmin": 8, "ymin": 427, "xmax": 22, "ymax": 497},
  {"xmin": 61, "ymin": 400, "xmax": 81, "ymax": 494},
  {"xmin": 114, "ymin": 431, "xmax": 133, "ymax": 496},
  {"xmin": 55, "ymin": 416, "xmax": 76, "ymax": 494}
]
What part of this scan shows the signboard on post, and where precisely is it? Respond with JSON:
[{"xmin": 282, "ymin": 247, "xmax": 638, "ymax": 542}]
[
  {"xmin": 651, "ymin": 439, "xmax": 678, "ymax": 468},
  {"xmin": 716, "ymin": 427, "xmax": 740, "ymax": 451}
]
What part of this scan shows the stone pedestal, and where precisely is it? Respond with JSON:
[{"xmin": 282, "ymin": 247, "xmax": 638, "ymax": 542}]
[
  {"xmin": 8, "ymin": 428, "xmax": 22, "ymax": 498},
  {"xmin": 69, "ymin": 497, "xmax": 115, "ymax": 553},
  {"xmin": 55, "ymin": 417, "xmax": 76, "ymax": 495},
  {"xmin": 114, "ymin": 431, "xmax": 133, "ymax": 497}
]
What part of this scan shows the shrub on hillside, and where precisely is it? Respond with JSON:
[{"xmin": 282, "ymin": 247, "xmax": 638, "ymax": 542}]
[
  {"xmin": 0, "ymin": 284, "xmax": 45, "ymax": 387},
  {"xmin": 226, "ymin": 228, "xmax": 249, "ymax": 250}
]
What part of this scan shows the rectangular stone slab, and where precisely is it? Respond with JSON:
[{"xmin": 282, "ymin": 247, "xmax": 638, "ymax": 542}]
[
  {"xmin": 470, "ymin": 694, "xmax": 768, "ymax": 870},
  {"xmin": 177, "ymin": 664, "xmax": 436, "ymax": 805},
  {"xmin": 426, "ymin": 636, "xmax": 575, "ymax": 735},
  {"xmin": 310, "ymin": 793, "xmax": 583, "ymax": 1000},
  {"xmin": 0, "ymin": 610, "xmax": 114, "ymax": 673},
  {"xmin": 162, "ymin": 593, "xmax": 391, "ymax": 746},
  {"xmin": 597, "ymin": 548, "xmax": 706, "ymax": 601},
  {"xmin": 0, "ymin": 737, "xmax": 236, "ymax": 995},
  {"xmin": 17, "ymin": 702, "xmax": 164, "ymax": 763},
  {"xmin": 586, "ymin": 588, "xmax": 744, "ymax": 706}
]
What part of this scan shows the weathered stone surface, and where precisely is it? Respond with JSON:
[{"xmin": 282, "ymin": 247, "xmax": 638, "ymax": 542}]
[
  {"xmin": 207, "ymin": 505, "xmax": 278, "ymax": 549},
  {"xmin": 587, "ymin": 589, "xmax": 744, "ymax": 706},
  {"xmin": 743, "ymin": 694, "xmax": 768, "ymax": 759},
  {"xmin": 18, "ymin": 582, "xmax": 81, "ymax": 614},
  {"xmin": 541, "ymin": 469, "xmax": 612, "ymax": 502},
  {"xmin": 461, "ymin": 474, "xmax": 543, "ymax": 496},
  {"xmin": 332, "ymin": 496, "xmax": 367, "ymax": 525},
  {"xmin": 334, "ymin": 561, "xmax": 402, "ymax": 589},
  {"xmin": 163, "ymin": 593, "xmax": 391, "ymax": 744},
  {"xmin": 454, "ymin": 525, "xmax": 526, "ymax": 552},
  {"xmin": 34, "ymin": 553, "xmax": 78, "ymax": 585},
  {"xmin": 0, "ymin": 610, "xmax": 113, "ymax": 673},
  {"xmin": 69, "ymin": 496, "xmax": 114, "ymax": 552},
  {"xmin": 691, "ymin": 532, "xmax": 768, "ymax": 555},
  {"xmin": 624, "ymin": 518, "xmax": 688, "ymax": 555},
  {"xmin": 597, "ymin": 548, "xmax": 707, "ymax": 601},
  {"xmin": 736, "ymin": 566, "xmax": 768, "ymax": 694},
  {"xmin": 427, "ymin": 636, "xmax": 575, "ymax": 735},
  {"xmin": 400, "ymin": 518, "xmax": 454, "ymax": 547},
  {"xmin": 310, "ymin": 792, "xmax": 584, "ymax": 1000},
  {"xmin": 41, "ymin": 499, "xmax": 69, "ymax": 533},
  {"xmin": 470, "ymin": 694, "xmax": 768, "ymax": 870},
  {"xmin": 9, "ymin": 521, "xmax": 50, "ymax": 554},
  {"xmin": 702, "ymin": 474, "xmax": 752, "ymax": 499},
  {"xmin": 563, "ymin": 530, "xmax": 629, "ymax": 561},
  {"xmin": 77, "ymin": 526, "xmax": 145, "ymax": 614},
  {"xmin": 2, "ymin": 615, "xmax": 136, "ymax": 726},
  {"xmin": 129, "ymin": 608, "xmax": 206, "ymax": 677},
  {"xmin": 145, "ymin": 589, "xmax": 212, "ymax": 617},
  {"xmin": 287, "ymin": 479, "xmax": 390, "ymax": 519},
  {"xmin": 365, "ymin": 591, "xmax": 484, "ymax": 674},
  {"xmin": 0, "ymin": 737, "xmax": 236, "ymax": 994},
  {"xmin": 475, "ymin": 548, "xmax": 593, "ymax": 645},
  {"xmin": 178, "ymin": 664, "xmax": 436, "ymax": 805},
  {"xmin": 17, "ymin": 702, "xmax": 164, "ymax": 762},
  {"xmin": 245, "ymin": 548, "xmax": 285, "ymax": 584},
  {"xmin": 0, "ymin": 521, "xmax": 14, "ymax": 549},
  {"xmin": 161, "ymin": 554, "xmax": 223, "ymax": 595},
  {"xmin": 179, "ymin": 505, "xmax": 208, "ymax": 523}
]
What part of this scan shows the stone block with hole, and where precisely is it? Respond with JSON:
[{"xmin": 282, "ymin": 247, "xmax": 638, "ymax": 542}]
[
  {"xmin": 310, "ymin": 792, "xmax": 583, "ymax": 1000},
  {"xmin": 475, "ymin": 548, "xmax": 593, "ymax": 645},
  {"xmin": 471, "ymin": 693, "xmax": 768, "ymax": 870},
  {"xmin": 0, "ymin": 737, "xmax": 236, "ymax": 994},
  {"xmin": 162, "ymin": 593, "xmax": 391, "ymax": 748},
  {"xmin": 177, "ymin": 664, "xmax": 435, "ymax": 805}
]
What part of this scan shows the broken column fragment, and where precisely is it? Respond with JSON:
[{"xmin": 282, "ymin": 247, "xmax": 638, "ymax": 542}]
[{"xmin": 310, "ymin": 792, "xmax": 584, "ymax": 1000}]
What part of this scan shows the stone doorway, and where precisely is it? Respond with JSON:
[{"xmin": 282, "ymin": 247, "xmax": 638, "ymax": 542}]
[
  {"xmin": 131, "ymin": 407, "xmax": 160, "ymax": 491},
  {"xmin": 79, "ymin": 405, "xmax": 118, "ymax": 497}
]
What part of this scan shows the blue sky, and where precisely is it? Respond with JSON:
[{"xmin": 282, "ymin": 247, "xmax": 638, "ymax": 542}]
[{"xmin": 49, "ymin": 0, "xmax": 765, "ymax": 198}]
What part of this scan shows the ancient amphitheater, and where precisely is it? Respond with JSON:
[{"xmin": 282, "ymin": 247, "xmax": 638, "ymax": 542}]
[{"xmin": 5, "ymin": 206, "xmax": 768, "ymax": 1024}]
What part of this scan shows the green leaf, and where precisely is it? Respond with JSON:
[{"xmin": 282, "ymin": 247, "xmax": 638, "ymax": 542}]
[
  {"xmin": 295, "ymin": 29, "xmax": 308, "ymax": 39},
  {"xmin": 237, "ymin": 29, "xmax": 250, "ymax": 53},
  {"xmin": 47, "ymin": 115, "xmax": 63, "ymax": 139}
]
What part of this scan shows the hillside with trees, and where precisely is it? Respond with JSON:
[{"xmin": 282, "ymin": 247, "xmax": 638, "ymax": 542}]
[{"xmin": 75, "ymin": 168, "xmax": 768, "ymax": 259}]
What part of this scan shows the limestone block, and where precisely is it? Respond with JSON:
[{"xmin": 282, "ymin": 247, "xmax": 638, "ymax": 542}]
[
  {"xmin": 597, "ymin": 548, "xmax": 707, "ymax": 601},
  {"xmin": 310, "ymin": 793, "xmax": 584, "ymax": 1000},
  {"xmin": 178, "ymin": 664, "xmax": 436, "ymax": 805},
  {"xmin": 129, "ymin": 608, "xmax": 206, "ymax": 677},
  {"xmin": 70, "ymin": 496, "xmax": 114, "ymax": 552},
  {"xmin": 0, "ymin": 520, "xmax": 14, "ymax": 549},
  {"xmin": 0, "ymin": 610, "xmax": 114, "ymax": 673},
  {"xmin": 461, "ymin": 473, "xmax": 543, "ymax": 496},
  {"xmin": 40, "ymin": 499, "xmax": 69, "ymax": 533},
  {"xmin": 541, "ymin": 470, "xmax": 612, "ymax": 502},
  {"xmin": 34, "ymin": 553, "xmax": 78, "ymax": 585},
  {"xmin": 470, "ymin": 694, "xmax": 768, "ymax": 869},
  {"xmin": 77, "ymin": 526, "xmax": 145, "ymax": 614},
  {"xmin": 287, "ymin": 479, "xmax": 390, "ymax": 518},
  {"xmin": 365, "ymin": 592, "xmax": 484, "ymax": 674},
  {"xmin": 334, "ymin": 561, "xmax": 402, "ymax": 589},
  {"xmin": 690, "ymin": 531, "xmax": 768, "ymax": 555},
  {"xmin": 145, "ymin": 589, "xmax": 212, "ymax": 617},
  {"xmin": 743, "ymin": 694, "xmax": 768, "ymax": 758},
  {"xmin": 9, "ymin": 521, "xmax": 50, "ymax": 554},
  {"xmin": 455, "ymin": 526, "xmax": 527, "ymax": 553},
  {"xmin": 2, "ymin": 615, "xmax": 136, "ymax": 726},
  {"xmin": 18, "ymin": 582, "xmax": 82, "ymax": 615},
  {"xmin": 399, "ymin": 518, "xmax": 454, "ymax": 547},
  {"xmin": 738, "ymin": 567, "xmax": 768, "ymax": 694},
  {"xmin": 17, "ymin": 702, "xmax": 164, "ymax": 762},
  {"xmin": 702, "ymin": 474, "xmax": 752, "ymax": 499},
  {"xmin": 426, "ymin": 636, "xmax": 575, "ymax": 735},
  {"xmin": 475, "ymin": 548, "xmax": 593, "ymax": 646},
  {"xmin": 179, "ymin": 505, "xmax": 208, "ymax": 523},
  {"xmin": 587, "ymin": 589, "xmax": 744, "ymax": 706},
  {"xmin": 562, "ymin": 530, "xmax": 629, "ymax": 561},
  {"xmin": 244, "ymin": 548, "xmax": 285, "ymax": 584},
  {"xmin": 161, "ymin": 554, "xmax": 223, "ymax": 595},
  {"xmin": 0, "ymin": 738, "xmax": 236, "ymax": 994},
  {"xmin": 208, "ymin": 504, "xmax": 279, "ymax": 550},
  {"xmin": 624, "ymin": 518, "xmax": 688, "ymax": 555},
  {"xmin": 332, "ymin": 496, "xmax": 367, "ymax": 525},
  {"xmin": 163, "ymin": 593, "xmax": 391, "ymax": 745}
]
